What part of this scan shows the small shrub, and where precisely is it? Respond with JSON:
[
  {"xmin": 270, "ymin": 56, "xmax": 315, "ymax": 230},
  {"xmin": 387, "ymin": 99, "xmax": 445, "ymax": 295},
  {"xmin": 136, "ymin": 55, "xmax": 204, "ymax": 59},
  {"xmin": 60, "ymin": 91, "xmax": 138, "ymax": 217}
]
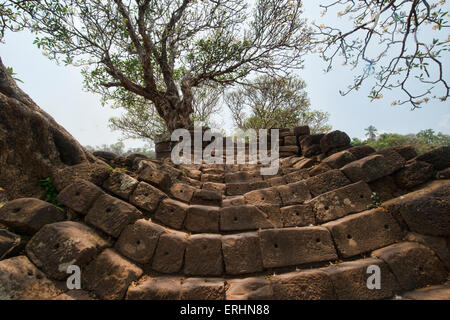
[
  {"xmin": 39, "ymin": 177, "xmax": 60, "ymax": 206},
  {"xmin": 367, "ymin": 192, "xmax": 381, "ymax": 210}
]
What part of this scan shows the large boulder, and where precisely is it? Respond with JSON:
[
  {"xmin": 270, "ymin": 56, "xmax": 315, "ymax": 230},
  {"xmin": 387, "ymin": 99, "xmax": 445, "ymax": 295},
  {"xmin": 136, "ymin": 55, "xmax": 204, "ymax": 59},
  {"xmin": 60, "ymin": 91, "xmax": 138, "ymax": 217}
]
[
  {"xmin": 382, "ymin": 180, "xmax": 450, "ymax": 237},
  {"xmin": 320, "ymin": 130, "xmax": 351, "ymax": 154},
  {"xmin": 372, "ymin": 242, "xmax": 447, "ymax": 291},
  {"xmin": 415, "ymin": 146, "xmax": 450, "ymax": 171},
  {"xmin": 341, "ymin": 154, "xmax": 400, "ymax": 183},
  {"xmin": 393, "ymin": 160, "xmax": 434, "ymax": 190}
]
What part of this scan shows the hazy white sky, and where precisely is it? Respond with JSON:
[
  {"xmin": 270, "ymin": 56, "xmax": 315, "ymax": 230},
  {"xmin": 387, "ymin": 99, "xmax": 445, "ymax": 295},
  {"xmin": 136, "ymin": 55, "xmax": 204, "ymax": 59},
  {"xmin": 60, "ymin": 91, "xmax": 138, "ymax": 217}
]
[{"xmin": 1, "ymin": 2, "xmax": 449, "ymax": 149}]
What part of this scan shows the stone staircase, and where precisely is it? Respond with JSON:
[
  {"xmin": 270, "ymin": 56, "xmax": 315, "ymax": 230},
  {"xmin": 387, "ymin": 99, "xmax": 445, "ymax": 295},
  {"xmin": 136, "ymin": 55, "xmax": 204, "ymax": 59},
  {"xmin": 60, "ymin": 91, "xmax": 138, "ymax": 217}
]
[{"xmin": 0, "ymin": 129, "xmax": 449, "ymax": 300}]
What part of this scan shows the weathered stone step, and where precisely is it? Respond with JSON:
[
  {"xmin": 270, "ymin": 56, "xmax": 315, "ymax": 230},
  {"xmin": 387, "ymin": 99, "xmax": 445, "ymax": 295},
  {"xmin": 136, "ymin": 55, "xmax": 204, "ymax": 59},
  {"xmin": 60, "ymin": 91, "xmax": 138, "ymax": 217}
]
[
  {"xmin": 123, "ymin": 241, "xmax": 447, "ymax": 300},
  {"xmin": 1, "ymin": 239, "xmax": 446, "ymax": 300}
]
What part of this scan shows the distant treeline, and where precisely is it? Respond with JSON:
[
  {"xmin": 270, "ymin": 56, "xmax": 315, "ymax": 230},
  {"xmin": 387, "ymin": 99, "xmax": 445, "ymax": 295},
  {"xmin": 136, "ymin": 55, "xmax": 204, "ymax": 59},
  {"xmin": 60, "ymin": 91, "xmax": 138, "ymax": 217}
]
[
  {"xmin": 85, "ymin": 142, "xmax": 155, "ymax": 159},
  {"xmin": 352, "ymin": 129, "xmax": 450, "ymax": 154}
]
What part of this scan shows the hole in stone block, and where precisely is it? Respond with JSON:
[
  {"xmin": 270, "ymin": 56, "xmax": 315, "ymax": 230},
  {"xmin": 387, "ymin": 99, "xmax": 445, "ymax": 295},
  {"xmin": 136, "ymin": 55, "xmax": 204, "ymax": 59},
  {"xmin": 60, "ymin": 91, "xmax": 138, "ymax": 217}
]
[{"xmin": 347, "ymin": 234, "xmax": 352, "ymax": 239}]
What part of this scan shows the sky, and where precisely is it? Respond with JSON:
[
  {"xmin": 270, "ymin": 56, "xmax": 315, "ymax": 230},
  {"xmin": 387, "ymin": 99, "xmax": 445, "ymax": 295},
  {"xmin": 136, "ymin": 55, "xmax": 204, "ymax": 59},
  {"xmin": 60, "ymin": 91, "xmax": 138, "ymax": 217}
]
[{"xmin": 1, "ymin": 2, "xmax": 449, "ymax": 149}]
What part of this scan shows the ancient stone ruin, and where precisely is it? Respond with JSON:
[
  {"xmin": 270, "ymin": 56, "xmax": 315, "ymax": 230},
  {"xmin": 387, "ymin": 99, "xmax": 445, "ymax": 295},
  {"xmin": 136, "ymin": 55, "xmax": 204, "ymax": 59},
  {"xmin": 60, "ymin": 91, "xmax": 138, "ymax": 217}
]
[{"xmin": 1, "ymin": 125, "xmax": 449, "ymax": 300}]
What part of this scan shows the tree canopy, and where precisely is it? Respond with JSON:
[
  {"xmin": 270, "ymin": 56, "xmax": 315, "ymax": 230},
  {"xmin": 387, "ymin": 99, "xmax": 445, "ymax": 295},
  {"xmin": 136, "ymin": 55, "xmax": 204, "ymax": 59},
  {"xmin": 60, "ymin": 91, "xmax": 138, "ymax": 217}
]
[
  {"xmin": 313, "ymin": 0, "xmax": 449, "ymax": 108},
  {"xmin": 225, "ymin": 75, "xmax": 332, "ymax": 133},
  {"xmin": 3, "ymin": 0, "xmax": 312, "ymax": 132},
  {"xmin": 352, "ymin": 128, "xmax": 450, "ymax": 154}
]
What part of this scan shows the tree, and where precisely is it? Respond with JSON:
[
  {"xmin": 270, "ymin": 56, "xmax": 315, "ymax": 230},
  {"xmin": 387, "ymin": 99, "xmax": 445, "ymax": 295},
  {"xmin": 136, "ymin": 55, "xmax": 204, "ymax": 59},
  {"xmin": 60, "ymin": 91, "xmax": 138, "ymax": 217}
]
[
  {"xmin": 8, "ymin": 0, "xmax": 312, "ymax": 132},
  {"xmin": 109, "ymin": 85, "xmax": 223, "ymax": 142},
  {"xmin": 313, "ymin": 0, "xmax": 449, "ymax": 108},
  {"xmin": 225, "ymin": 75, "xmax": 332, "ymax": 132},
  {"xmin": 352, "ymin": 128, "xmax": 449, "ymax": 154},
  {"xmin": 365, "ymin": 125, "xmax": 378, "ymax": 140}
]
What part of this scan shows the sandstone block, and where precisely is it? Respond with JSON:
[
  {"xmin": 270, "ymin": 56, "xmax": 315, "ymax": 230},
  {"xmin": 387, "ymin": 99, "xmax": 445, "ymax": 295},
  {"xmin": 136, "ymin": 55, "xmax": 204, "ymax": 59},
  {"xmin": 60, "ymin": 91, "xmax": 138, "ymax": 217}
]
[
  {"xmin": 126, "ymin": 277, "xmax": 181, "ymax": 300},
  {"xmin": 57, "ymin": 179, "xmax": 104, "ymax": 214},
  {"xmin": 0, "ymin": 256, "xmax": 61, "ymax": 299},
  {"xmin": 306, "ymin": 169, "xmax": 351, "ymax": 197},
  {"xmin": 138, "ymin": 162, "xmax": 172, "ymax": 191},
  {"xmin": 220, "ymin": 205, "xmax": 274, "ymax": 231},
  {"xmin": 152, "ymin": 231, "xmax": 187, "ymax": 274},
  {"xmin": 323, "ymin": 209, "xmax": 403, "ymax": 258},
  {"xmin": 102, "ymin": 171, "xmax": 138, "ymax": 200},
  {"xmin": 271, "ymin": 270, "xmax": 336, "ymax": 300},
  {"xmin": 405, "ymin": 232, "xmax": 450, "ymax": 270},
  {"xmin": 202, "ymin": 182, "xmax": 226, "ymax": 195},
  {"xmin": 415, "ymin": 146, "xmax": 450, "ymax": 170},
  {"xmin": 26, "ymin": 221, "xmax": 110, "ymax": 280},
  {"xmin": 154, "ymin": 198, "xmax": 188, "ymax": 230},
  {"xmin": 322, "ymin": 150, "xmax": 357, "ymax": 169},
  {"xmin": 283, "ymin": 135, "xmax": 298, "ymax": 146},
  {"xmin": 222, "ymin": 233, "xmax": 263, "ymax": 275},
  {"xmin": 382, "ymin": 181, "xmax": 450, "ymax": 237},
  {"xmin": 243, "ymin": 187, "xmax": 281, "ymax": 207},
  {"xmin": 280, "ymin": 204, "xmax": 315, "ymax": 227},
  {"xmin": 284, "ymin": 169, "xmax": 310, "ymax": 183},
  {"xmin": 191, "ymin": 189, "xmax": 222, "ymax": 206},
  {"xmin": 0, "ymin": 198, "xmax": 65, "ymax": 235},
  {"xmin": 341, "ymin": 154, "xmax": 395, "ymax": 183},
  {"xmin": 130, "ymin": 182, "xmax": 167, "ymax": 213},
  {"xmin": 308, "ymin": 181, "xmax": 372, "ymax": 223},
  {"xmin": 170, "ymin": 183, "xmax": 197, "ymax": 203},
  {"xmin": 276, "ymin": 181, "xmax": 311, "ymax": 206},
  {"xmin": 86, "ymin": 194, "xmax": 142, "ymax": 238},
  {"xmin": 372, "ymin": 242, "xmax": 447, "ymax": 291},
  {"xmin": 320, "ymin": 130, "xmax": 351, "ymax": 153},
  {"xmin": 347, "ymin": 145, "xmax": 376, "ymax": 159},
  {"xmin": 321, "ymin": 258, "xmax": 399, "ymax": 300},
  {"xmin": 226, "ymin": 277, "xmax": 274, "ymax": 300},
  {"xmin": 185, "ymin": 205, "xmax": 220, "ymax": 233},
  {"xmin": 201, "ymin": 173, "xmax": 224, "ymax": 183},
  {"xmin": 83, "ymin": 249, "xmax": 143, "ymax": 300},
  {"xmin": 259, "ymin": 227, "xmax": 337, "ymax": 268},
  {"xmin": 392, "ymin": 145, "xmax": 418, "ymax": 161},
  {"xmin": 393, "ymin": 160, "xmax": 434, "ymax": 190},
  {"xmin": 181, "ymin": 278, "xmax": 225, "ymax": 300},
  {"xmin": 115, "ymin": 219, "xmax": 166, "ymax": 264},
  {"xmin": 225, "ymin": 171, "xmax": 262, "ymax": 184},
  {"xmin": 184, "ymin": 234, "xmax": 223, "ymax": 276}
]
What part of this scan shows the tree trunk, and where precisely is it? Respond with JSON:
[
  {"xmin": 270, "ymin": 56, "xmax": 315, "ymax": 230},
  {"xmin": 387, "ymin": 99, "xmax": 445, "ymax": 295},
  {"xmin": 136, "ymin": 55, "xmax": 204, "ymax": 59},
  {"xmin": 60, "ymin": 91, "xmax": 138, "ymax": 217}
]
[
  {"xmin": 0, "ymin": 57, "xmax": 106, "ymax": 200},
  {"xmin": 166, "ymin": 107, "xmax": 194, "ymax": 133}
]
